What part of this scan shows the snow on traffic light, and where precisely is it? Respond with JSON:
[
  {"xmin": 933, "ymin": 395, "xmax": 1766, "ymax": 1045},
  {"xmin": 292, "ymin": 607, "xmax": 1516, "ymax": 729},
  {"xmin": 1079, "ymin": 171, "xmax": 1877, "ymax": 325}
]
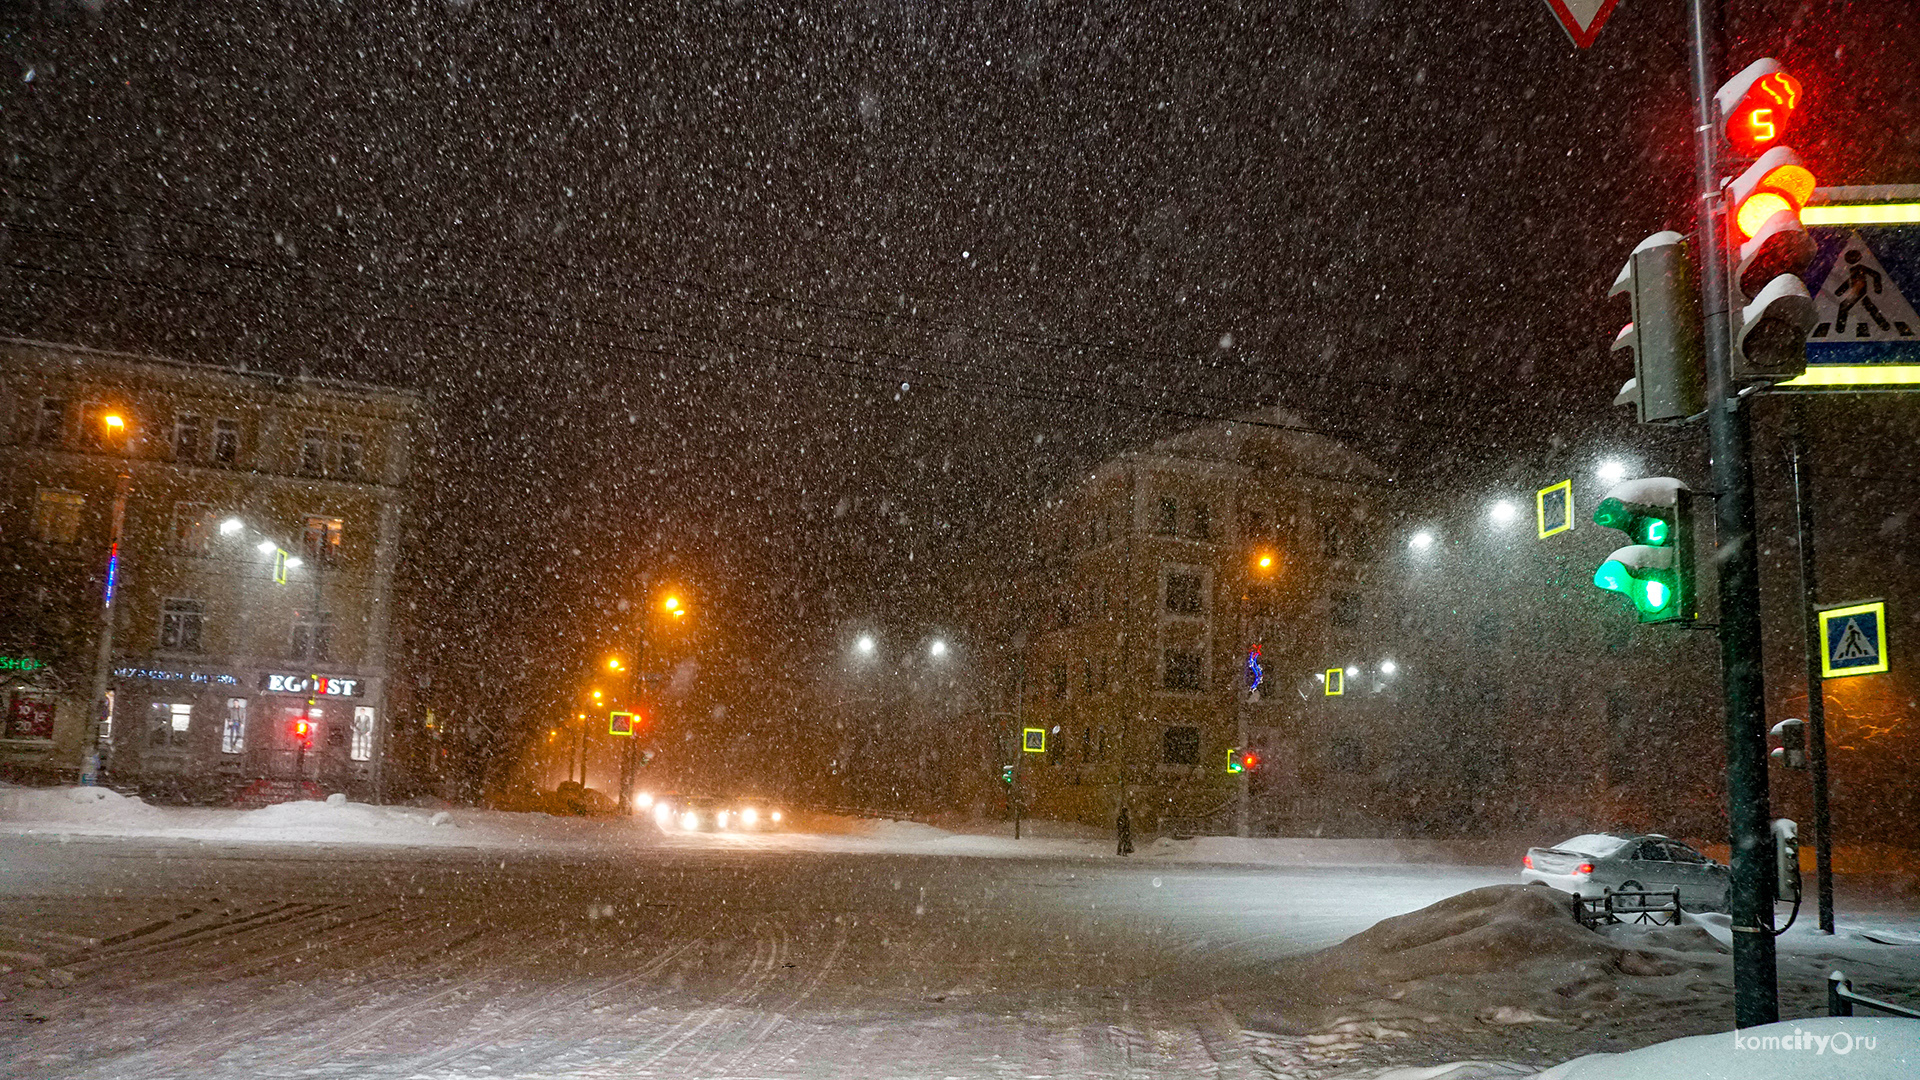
[
  {"xmin": 1592, "ymin": 477, "xmax": 1696, "ymax": 624},
  {"xmin": 1717, "ymin": 60, "xmax": 1817, "ymax": 383}
]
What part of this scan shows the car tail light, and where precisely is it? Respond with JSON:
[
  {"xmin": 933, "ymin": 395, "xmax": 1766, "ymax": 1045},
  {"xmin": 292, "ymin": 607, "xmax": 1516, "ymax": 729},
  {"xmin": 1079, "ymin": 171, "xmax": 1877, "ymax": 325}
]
[
  {"xmin": 1576, "ymin": 862, "xmax": 1595, "ymax": 876},
  {"xmin": 1522, "ymin": 854, "xmax": 1533, "ymax": 869}
]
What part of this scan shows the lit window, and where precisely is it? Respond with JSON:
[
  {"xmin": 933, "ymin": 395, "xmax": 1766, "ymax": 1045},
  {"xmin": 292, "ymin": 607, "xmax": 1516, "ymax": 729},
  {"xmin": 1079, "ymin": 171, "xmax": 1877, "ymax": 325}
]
[
  {"xmin": 160, "ymin": 598, "xmax": 205, "ymax": 653},
  {"xmin": 149, "ymin": 701, "xmax": 193, "ymax": 748},
  {"xmin": 351, "ymin": 707, "xmax": 374, "ymax": 761},
  {"xmin": 303, "ymin": 517, "xmax": 344, "ymax": 569},
  {"xmin": 223, "ymin": 698, "xmax": 248, "ymax": 754},
  {"xmin": 32, "ymin": 489, "xmax": 85, "ymax": 544}
]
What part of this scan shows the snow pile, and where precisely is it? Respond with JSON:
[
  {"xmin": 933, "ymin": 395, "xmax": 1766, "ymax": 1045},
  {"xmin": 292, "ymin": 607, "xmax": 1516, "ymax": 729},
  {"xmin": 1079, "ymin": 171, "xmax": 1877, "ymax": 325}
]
[
  {"xmin": 1533, "ymin": 1017, "xmax": 1920, "ymax": 1078},
  {"xmin": 236, "ymin": 796, "xmax": 458, "ymax": 835},
  {"xmin": 0, "ymin": 784, "xmax": 164, "ymax": 827},
  {"xmin": 1260, "ymin": 885, "xmax": 1727, "ymax": 1048}
]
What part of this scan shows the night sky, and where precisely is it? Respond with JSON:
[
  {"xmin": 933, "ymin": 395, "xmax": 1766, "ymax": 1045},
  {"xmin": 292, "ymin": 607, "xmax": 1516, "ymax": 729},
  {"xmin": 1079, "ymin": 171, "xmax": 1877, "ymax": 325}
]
[{"xmin": 5, "ymin": 1, "xmax": 1917, "ymax": 781}]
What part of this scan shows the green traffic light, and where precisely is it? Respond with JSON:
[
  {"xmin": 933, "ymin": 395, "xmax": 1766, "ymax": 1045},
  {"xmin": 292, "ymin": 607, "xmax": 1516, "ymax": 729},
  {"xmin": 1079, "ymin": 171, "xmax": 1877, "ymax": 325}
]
[
  {"xmin": 1642, "ymin": 578, "xmax": 1671, "ymax": 612},
  {"xmin": 1643, "ymin": 519, "xmax": 1669, "ymax": 545},
  {"xmin": 1594, "ymin": 561, "xmax": 1631, "ymax": 595}
]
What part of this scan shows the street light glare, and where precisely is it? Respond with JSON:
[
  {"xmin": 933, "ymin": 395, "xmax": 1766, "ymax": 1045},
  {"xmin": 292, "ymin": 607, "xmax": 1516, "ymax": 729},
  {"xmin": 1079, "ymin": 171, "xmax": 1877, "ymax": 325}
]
[
  {"xmin": 256, "ymin": 540, "xmax": 276, "ymax": 555},
  {"xmin": 607, "ymin": 658, "xmax": 622, "ymax": 670},
  {"xmin": 855, "ymin": 634, "xmax": 876, "ymax": 656},
  {"xmin": 929, "ymin": 639, "xmax": 948, "ymax": 657},
  {"xmin": 1381, "ymin": 659, "xmax": 1398, "ymax": 675},
  {"xmin": 1409, "ymin": 530, "xmax": 1436, "ymax": 551},
  {"xmin": 1489, "ymin": 500, "xmax": 1519, "ymax": 525},
  {"xmin": 284, "ymin": 556, "xmax": 303, "ymax": 568},
  {"xmin": 1596, "ymin": 460, "xmax": 1630, "ymax": 485},
  {"xmin": 219, "ymin": 517, "xmax": 244, "ymax": 536},
  {"xmin": 102, "ymin": 413, "xmax": 125, "ymax": 430}
]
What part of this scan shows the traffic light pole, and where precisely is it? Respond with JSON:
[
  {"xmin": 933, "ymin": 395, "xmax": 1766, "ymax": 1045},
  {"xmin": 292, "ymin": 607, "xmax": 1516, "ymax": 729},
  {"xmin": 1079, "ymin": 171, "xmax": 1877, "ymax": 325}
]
[
  {"xmin": 1789, "ymin": 409, "xmax": 1836, "ymax": 934},
  {"xmin": 1687, "ymin": 0, "xmax": 1779, "ymax": 1026}
]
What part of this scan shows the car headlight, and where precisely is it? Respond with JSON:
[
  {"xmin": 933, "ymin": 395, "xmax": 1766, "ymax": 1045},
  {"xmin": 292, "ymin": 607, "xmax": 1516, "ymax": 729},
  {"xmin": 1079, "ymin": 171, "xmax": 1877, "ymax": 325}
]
[
  {"xmin": 652, "ymin": 802, "xmax": 673, "ymax": 827},
  {"xmin": 740, "ymin": 807, "xmax": 758, "ymax": 827},
  {"xmin": 636, "ymin": 792, "xmax": 654, "ymax": 808},
  {"xmin": 716, "ymin": 810, "xmax": 730, "ymax": 830},
  {"xmin": 680, "ymin": 810, "xmax": 699, "ymax": 830},
  {"xmin": 770, "ymin": 810, "xmax": 782, "ymax": 823}
]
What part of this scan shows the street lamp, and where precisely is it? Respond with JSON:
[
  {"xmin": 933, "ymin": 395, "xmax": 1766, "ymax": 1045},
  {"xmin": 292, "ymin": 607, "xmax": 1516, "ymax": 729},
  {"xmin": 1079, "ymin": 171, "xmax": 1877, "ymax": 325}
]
[
  {"xmin": 928, "ymin": 639, "xmax": 948, "ymax": 659},
  {"xmin": 1489, "ymin": 500, "xmax": 1519, "ymax": 527},
  {"xmin": 1380, "ymin": 659, "xmax": 1398, "ymax": 676},
  {"xmin": 1409, "ymin": 529, "xmax": 1437, "ymax": 552},
  {"xmin": 854, "ymin": 634, "xmax": 877, "ymax": 657},
  {"xmin": 1596, "ymin": 459, "xmax": 1631, "ymax": 485}
]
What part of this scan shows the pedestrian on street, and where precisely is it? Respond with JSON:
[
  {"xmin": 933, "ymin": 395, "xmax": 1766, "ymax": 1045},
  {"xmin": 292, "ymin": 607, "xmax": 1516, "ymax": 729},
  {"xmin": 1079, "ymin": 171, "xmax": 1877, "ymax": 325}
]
[{"xmin": 1116, "ymin": 805, "xmax": 1134, "ymax": 856}]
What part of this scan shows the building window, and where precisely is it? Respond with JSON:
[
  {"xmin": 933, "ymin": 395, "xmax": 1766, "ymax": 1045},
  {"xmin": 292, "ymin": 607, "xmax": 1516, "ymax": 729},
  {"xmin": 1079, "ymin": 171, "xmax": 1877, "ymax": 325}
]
[
  {"xmin": 1157, "ymin": 498, "xmax": 1178, "ymax": 535},
  {"xmin": 1321, "ymin": 519, "xmax": 1341, "ymax": 559},
  {"xmin": 1050, "ymin": 663, "xmax": 1068, "ymax": 702},
  {"xmin": 213, "ymin": 419, "xmax": 240, "ymax": 466},
  {"xmin": 300, "ymin": 429, "xmax": 328, "ymax": 475},
  {"xmin": 160, "ymin": 598, "xmax": 206, "ymax": 652},
  {"xmin": 1242, "ymin": 509, "xmax": 1266, "ymax": 542},
  {"xmin": 303, "ymin": 516, "xmax": 344, "ymax": 569},
  {"xmin": 1082, "ymin": 657, "xmax": 1096, "ymax": 695},
  {"xmin": 79, "ymin": 403, "xmax": 128, "ymax": 451},
  {"xmin": 338, "ymin": 433, "xmax": 365, "ymax": 479},
  {"xmin": 1192, "ymin": 502, "xmax": 1211, "ymax": 540},
  {"xmin": 149, "ymin": 701, "xmax": 193, "ymax": 748},
  {"xmin": 1163, "ymin": 649, "xmax": 1204, "ymax": 692},
  {"xmin": 1163, "ymin": 725, "xmax": 1200, "ymax": 765},
  {"xmin": 173, "ymin": 414, "xmax": 202, "ymax": 461},
  {"xmin": 35, "ymin": 398, "xmax": 66, "ymax": 446},
  {"xmin": 32, "ymin": 488, "xmax": 85, "ymax": 544},
  {"xmin": 172, "ymin": 502, "xmax": 214, "ymax": 556},
  {"xmin": 291, "ymin": 610, "xmax": 334, "ymax": 662},
  {"xmin": 222, "ymin": 698, "xmax": 248, "ymax": 754},
  {"xmin": 351, "ymin": 706, "xmax": 375, "ymax": 761},
  {"xmin": 1164, "ymin": 570, "xmax": 1204, "ymax": 615}
]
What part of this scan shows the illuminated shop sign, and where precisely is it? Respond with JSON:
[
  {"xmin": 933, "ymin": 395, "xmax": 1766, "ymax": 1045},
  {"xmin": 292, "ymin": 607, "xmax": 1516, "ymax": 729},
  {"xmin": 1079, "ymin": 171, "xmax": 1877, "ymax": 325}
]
[
  {"xmin": 113, "ymin": 667, "xmax": 240, "ymax": 685},
  {"xmin": 261, "ymin": 673, "xmax": 365, "ymax": 697},
  {"xmin": 1, "ymin": 656, "xmax": 48, "ymax": 672}
]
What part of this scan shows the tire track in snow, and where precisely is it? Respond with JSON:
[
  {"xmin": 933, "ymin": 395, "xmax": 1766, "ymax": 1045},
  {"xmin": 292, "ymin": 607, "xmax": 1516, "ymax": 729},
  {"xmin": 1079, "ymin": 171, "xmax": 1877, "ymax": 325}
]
[
  {"xmin": 376, "ymin": 912, "xmax": 720, "ymax": 1077},
  {"xmin": 711, "ymin": 915, "xmax": 851, "ymax": 1077},
  {"xmin": 610, "ymin": 917, "xmax": 789, "ymax": 1076}
]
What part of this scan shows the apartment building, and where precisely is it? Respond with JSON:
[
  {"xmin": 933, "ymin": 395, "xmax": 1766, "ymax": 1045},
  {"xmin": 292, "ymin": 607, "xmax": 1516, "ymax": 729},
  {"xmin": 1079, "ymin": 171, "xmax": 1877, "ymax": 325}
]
[
  {"xmin": 1013, "ymin": 408, "xmax": 1390, "ymax": 831},
  {"xmin": 0, "ymin": 338, "xmax": 427, "ymax": 801}
]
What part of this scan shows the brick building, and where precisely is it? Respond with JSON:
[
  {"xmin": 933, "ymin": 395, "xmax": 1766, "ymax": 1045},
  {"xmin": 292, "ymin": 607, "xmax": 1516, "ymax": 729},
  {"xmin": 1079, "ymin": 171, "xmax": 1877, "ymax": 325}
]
[{"xmin": 0, "ymin": 338, "xmax": 427, "ymax": 801}]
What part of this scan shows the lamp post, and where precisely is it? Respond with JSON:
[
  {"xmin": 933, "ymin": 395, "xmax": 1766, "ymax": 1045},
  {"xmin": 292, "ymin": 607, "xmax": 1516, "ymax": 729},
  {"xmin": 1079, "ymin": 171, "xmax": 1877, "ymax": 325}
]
[
  {"xmin": 81, "ymin": 466, "xmax": 132, "ymax": 785},
  {"xmin": 1236, "ymin": 547, "xmax": 1278, "ymax": 837}
]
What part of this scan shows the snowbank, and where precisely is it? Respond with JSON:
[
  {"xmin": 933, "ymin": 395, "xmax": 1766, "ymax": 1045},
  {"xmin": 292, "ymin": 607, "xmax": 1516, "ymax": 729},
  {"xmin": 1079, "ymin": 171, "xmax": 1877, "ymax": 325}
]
[
  {"xmin": 1532, "ymin": 1017, "xmax": 1920, "ymax": 1078},
  {"xmin": 0, "ymin": 784, "xmax": 164, "ymax": 825},
  {"xmin": 1258, "ymin": 885, "xmax": 1728, "ymax": 1043}
]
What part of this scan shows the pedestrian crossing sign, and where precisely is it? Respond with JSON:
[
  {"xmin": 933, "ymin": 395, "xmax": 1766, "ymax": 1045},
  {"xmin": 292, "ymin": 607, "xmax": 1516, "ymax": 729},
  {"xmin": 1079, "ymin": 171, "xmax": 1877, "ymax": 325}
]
[
  {"xmin": 1022, "ymin": 727, "xmax": 1046, "ymax": 753},
  {"xmin": 1537, "ymin": 480, "xmax": 1573, "ymax": 539},
  {"xmin": 1818, "ymin": 600, "xmax": 1889, "ymax": 678}
]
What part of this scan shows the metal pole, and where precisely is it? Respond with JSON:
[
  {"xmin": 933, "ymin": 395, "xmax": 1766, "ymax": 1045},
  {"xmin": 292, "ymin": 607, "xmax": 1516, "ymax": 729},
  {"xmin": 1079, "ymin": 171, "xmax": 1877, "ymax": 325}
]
[
  {"xmin": 1687, "ymin": 0, "xmax": 1778, "ymax": 1026},
  {"xmin": 82, "ymin": 470, "xmax": 132, "ymax": 783},
  {"xmin": 1013, "ymin": 658, "xmax": 1024, "ymax": 840},
  {"xmin": 1789, "ymin": 408, "xmax": 1836, "ymax": 933},
  {"xmin": 1235, "ymin": 574, "xmax": 1249, "ymax": 838}
]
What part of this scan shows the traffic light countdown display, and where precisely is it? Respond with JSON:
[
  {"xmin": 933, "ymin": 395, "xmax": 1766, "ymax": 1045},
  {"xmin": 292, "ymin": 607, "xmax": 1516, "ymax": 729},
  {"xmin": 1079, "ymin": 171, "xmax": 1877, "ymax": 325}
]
[
  {"xmin": 1592, "ymin": 477, "xmax": 1696, "ymax": 623},
  {"xmin": 1715, "ymin": 60, "xmax": 1818, "ymax": 382}
]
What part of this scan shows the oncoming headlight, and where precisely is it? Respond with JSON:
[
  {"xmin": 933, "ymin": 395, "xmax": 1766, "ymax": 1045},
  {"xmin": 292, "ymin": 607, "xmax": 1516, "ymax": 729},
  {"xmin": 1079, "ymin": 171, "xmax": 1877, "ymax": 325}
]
[
  {"xmin": 652, "ymin": 802, "xmax": 672, "ymax": 827},
  {"xmin": 771, "ymin": 810, "xmax": 782, "ymax": 823},
  {"xmin": 680, "ymin": 810, "xmax": 699, "ymax": 830},
  {"xmin": 716, "ymin": 810, "xmax": 730, "ymax": 830},
  {"xmin": 740, "ymin": 807, "xmax": 758, "ymax": 827},
  {"xmin": 636, "ymin": 792, "xmax": 654, "ymax": 808}
]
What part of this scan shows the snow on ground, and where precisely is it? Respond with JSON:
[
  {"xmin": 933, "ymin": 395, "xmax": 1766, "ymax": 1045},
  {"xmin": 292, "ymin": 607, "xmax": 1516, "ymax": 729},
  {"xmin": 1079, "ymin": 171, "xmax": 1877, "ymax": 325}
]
[{"xmin": 1528, "ymin": 1017, "xmax": 1920, "ymax": 1079}]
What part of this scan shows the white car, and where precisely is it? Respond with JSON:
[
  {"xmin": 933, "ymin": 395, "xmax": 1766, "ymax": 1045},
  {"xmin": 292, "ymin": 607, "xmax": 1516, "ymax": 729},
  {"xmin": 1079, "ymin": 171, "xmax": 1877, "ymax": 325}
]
[
  {"xmin": 1521, "ymin": 832, "xmax": 1730, "ymax": 912},
  {"xmin": 650, "ymin": 795, "xmax": 784, "ymax": 833}
]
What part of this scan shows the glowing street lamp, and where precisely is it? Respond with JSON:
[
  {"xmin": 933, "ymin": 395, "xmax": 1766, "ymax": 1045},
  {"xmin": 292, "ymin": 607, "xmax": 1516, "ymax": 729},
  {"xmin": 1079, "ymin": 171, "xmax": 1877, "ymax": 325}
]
[
  {"xmin": 1409, "ymin": 530, "xmax": 1437, "ymax": 552},
  {"xmin": 1489, "ymin": 500, "xmax": 1519, "ymax": 527},
  {"xmin": 854, "ymin": 634, "xmax": 877, "ymax": 657},
  {"xmin": 928, "ymin": 638, "xmax": 948, "ymax": 658},
  {"xmin": 1596, "ymin": 459, "xmax": 1630, "ymax": 485}
]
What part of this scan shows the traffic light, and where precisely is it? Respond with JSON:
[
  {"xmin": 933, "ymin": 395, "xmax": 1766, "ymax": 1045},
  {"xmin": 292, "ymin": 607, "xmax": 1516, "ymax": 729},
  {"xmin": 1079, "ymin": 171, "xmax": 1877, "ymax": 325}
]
[
  {"xmin": 1769, "ymin": 718, "xmax": 1808, "ymax": 770},
  {"xmin": 1717, "ymin": 61, "xmax": 1817, "ymax": 382},
  {"xmin": 1592, "ymin": 477, "xmax": 1695, "ymax": 623},
  {"xmin": 1001, "ymin": 764, "xmax": 1015, "ymax": 786},
  {"xmin": 1227, "ymin": 747, "xmax": 1245, "ymax": 774},
  {"xmin": 1610, "ymin": 231, "xmax": 1704, "ymax": 423},
  {"xmin": 291, "ymin": 717, "xmax": 313, "ymax": 746}
]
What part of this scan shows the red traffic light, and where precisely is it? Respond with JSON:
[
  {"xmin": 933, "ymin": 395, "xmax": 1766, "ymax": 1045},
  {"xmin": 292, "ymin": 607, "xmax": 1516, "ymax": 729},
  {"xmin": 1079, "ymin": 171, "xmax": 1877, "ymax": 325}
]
[
  {"xmin": 1242, "ymin": 751, "xmax": 1260, "ymax": 772},
  {"xmin": 1716, "ymin": 58, "xmax": 1804, "ymax": 157}
]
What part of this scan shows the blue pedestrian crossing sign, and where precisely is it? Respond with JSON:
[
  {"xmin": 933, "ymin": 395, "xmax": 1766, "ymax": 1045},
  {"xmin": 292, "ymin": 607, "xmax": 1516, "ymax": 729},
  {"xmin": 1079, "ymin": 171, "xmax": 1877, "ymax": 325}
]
[
  {"xmin": 1818, "ymin": 600, "xmax": 1889, "ymax": 678},
  {"xmin": 1780, "ymin": 191, "xmax": 1920, "ymax": 391}
]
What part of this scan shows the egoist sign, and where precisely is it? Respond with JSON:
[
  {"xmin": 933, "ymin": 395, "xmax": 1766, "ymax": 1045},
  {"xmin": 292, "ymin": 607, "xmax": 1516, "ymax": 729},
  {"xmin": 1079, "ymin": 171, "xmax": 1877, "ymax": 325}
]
[{"xmin": 260, "ymin": 672, "xmax": 366, "ymax": 697}]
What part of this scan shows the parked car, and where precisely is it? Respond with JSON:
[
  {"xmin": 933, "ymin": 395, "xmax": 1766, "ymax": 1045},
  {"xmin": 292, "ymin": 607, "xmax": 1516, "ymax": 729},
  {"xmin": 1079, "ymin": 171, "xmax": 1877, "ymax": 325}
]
[{"xmin": 1521, "ymin": 832, "xmax": 1730, "ymax": 912}]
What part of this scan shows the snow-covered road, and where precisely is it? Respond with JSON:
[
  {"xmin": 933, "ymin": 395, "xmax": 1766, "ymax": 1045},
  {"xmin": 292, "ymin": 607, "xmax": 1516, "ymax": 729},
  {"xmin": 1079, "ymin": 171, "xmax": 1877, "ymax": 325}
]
[{"xmin": 2, "ymin": 796, "xmax": 1916, "ymax": 1079}]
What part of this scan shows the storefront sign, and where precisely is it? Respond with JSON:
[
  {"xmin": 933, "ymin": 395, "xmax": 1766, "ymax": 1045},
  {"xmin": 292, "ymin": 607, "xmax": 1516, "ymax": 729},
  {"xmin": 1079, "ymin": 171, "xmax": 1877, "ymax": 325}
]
[
  {"xmin": 0, "ymin": 655, "xmax": 48, "ymax": 673},
  {"xmin": 261, "ymin": 672, "xmax": 365, "ymax": 697},
  {"xmin": 113, "ymin": 666, "xmax": 240, "ymax": 686}
]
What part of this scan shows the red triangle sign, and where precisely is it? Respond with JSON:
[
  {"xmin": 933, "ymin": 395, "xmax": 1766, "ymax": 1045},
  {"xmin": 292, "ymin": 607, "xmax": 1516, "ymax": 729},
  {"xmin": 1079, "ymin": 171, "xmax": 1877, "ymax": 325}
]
[{"xmin": 1543, "ymin": 0, "xmax": 1622, "ymax": 49}]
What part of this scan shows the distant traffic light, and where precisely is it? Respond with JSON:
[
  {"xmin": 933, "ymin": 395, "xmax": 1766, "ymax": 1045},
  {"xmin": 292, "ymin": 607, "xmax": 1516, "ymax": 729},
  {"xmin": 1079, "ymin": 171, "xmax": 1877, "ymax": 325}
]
[
  {"xmin": 291, "ymin": 718, "xmax": 313, "ymax": 746},
  {"xmin": 1718, "ymin": 60, "xmax": 1817, "ymax": 382},
  {"xmin": 1227, "ymin": 747, "xmax": 1246, "ymax": 774},
  {"xmin": 1592, "ymin": 477, "xmax": 1696, "ymax": 624},
  {"xmin": 1610, "ymin": 231, "xmax": 1704, "ymax": 423},
  {"xmin": 1001, "ymin": 764, "xmax": 1014, "ymax": 786},
  {"xmin": 1769, "ymin": 718, "xmax": 1808, "ymax": 770}
]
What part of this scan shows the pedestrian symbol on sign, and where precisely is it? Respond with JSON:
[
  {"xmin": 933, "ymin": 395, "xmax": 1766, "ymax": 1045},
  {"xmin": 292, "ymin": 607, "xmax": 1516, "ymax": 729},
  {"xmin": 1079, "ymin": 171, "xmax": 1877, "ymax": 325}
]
[{"xmin": 1818, "ymin": 600, "xmax": 1889, "ymax": 679}]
